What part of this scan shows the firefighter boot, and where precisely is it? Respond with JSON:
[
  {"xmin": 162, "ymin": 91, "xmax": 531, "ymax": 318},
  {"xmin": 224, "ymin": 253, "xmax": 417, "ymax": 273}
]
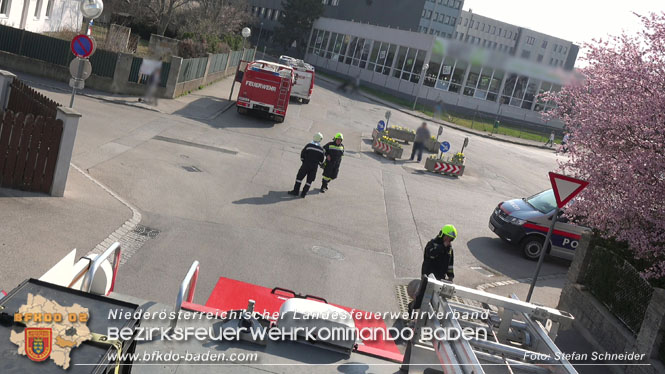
[
  {"xmin": 300, "ymin": 185, "xmax": 310, "ymax": 198},
  {"xmin": 288, "ymin": 181, "xmax": 301, "ymax": 196},
  {"xmin": 320, "ymin": 180, "xmax": 329, "ymax": 193}
]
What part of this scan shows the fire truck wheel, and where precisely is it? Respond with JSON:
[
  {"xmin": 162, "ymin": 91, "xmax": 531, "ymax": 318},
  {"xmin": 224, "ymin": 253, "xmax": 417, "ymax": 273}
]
[
  {"xmin": 303, "ymin": 99, "xmax": 310, "ymax": 104},
  {"xmin": 275, "ymin": 115, "xmax": 285, "ymax": 123},
  {"xmin": 237, "ymin": 107, "xmax": 247, "ymax": 114}
]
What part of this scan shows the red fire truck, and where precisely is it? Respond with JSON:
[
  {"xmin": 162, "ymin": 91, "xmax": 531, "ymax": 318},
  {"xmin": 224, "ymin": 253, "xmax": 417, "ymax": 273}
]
[{"xmin": 236, "ymin": 60, "xmax": 294, "ymax": 123}]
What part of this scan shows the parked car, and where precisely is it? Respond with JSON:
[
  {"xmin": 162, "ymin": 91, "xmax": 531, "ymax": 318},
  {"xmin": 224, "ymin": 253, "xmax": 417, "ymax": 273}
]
[{"xmin": 489, "ymin": 189, "xmax": 587, "ymax": 260}]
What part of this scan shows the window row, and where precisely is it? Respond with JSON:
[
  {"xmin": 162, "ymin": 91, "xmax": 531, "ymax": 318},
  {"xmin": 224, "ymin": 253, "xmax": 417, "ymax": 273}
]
[
  {"xmin": 426, "ymin": 0, "xmax": 462, "ymax": 9},
  {"xmin": 321, "ymin": 0, "xmax": 340, "ymax": 5},
  {"xmin": 423, "ymin": 48, "xmax": 561, "ymax": 111},
  {"xmin": 307, "ymin": 29, "xmax": 427, "ymax": 84},
  {"xmin": 462, "ymin": 18, "xmax": 518, "ymax": 41},
  {"xmin": 251, "ymin": 6, "xmax": 280, "ymax": 21},
  {"xmin": 421, "ymin": 9, "xmax": 457, "ymax": 26},
  {"xmin": 0, "ymin": 0, "xmax": 54, "ymax": 18}
]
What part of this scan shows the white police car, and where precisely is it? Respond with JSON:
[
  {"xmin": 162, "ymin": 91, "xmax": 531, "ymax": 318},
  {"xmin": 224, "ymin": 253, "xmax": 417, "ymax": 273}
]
[{"xmin": 488, "ymin": 189, "xmax": 587, "ymax": 260}]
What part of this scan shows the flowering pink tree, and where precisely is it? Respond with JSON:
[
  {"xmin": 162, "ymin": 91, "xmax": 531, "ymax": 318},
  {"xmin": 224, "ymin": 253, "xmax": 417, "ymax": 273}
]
[{"xmin": 547, "ymin": 12, "xmax": 665, "ymax": 279}]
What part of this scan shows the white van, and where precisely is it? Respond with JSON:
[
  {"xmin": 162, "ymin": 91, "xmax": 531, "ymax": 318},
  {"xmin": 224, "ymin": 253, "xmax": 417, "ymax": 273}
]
[{"xmin": 279, "ymin": 56, "xmax": 315, "ymax": 104}]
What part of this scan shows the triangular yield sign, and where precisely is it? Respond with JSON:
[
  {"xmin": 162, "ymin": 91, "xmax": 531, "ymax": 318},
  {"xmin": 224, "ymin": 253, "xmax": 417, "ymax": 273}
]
[{"xmin": 549, "ymin": 172, "xmax": 589, "ymax": 208}]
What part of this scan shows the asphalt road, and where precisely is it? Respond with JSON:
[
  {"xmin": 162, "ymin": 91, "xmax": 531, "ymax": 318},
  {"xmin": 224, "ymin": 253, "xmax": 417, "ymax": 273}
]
[{"xmin": 22, "ymin": 77, "xmax": 571, "ymax": 313}]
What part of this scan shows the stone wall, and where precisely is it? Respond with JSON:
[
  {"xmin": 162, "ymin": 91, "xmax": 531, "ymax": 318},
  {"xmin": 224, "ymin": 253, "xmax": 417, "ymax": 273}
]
[{"xmin": 558, "ymin": 233, "xmax": 665, "ymax": 374}]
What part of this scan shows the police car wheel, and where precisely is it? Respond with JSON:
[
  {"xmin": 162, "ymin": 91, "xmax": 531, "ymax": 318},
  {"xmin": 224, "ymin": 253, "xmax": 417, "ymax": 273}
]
[{"xmin": 522, "ymin": 236, "xmax": 544, "ymax": 261}]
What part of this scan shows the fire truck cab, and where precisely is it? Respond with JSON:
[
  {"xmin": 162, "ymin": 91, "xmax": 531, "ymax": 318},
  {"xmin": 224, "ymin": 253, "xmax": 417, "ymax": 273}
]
[
  {"xmin": 279, "ymin": 55, "xmax": 316, "ymax": 104},
  {"xmin": 236, "ymin": 60, "xmax": 294, "ymax": 123}
]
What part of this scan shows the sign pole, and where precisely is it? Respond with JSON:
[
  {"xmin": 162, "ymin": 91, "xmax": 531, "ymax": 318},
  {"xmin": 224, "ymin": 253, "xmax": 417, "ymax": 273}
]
[{"xmin": 526, "ymin": 206, "xmax": 559, "ymax": 302}]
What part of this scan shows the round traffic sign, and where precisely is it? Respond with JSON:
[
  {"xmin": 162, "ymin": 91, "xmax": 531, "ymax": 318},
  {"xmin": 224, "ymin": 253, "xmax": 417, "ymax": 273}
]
[
  {"xmin": 69, "ymin": 58, "xmax": 92, "ymax": 80},
  {"xmin": 377, "ymin": 120, "xmax": 386, "ymax": 132},
  {"xmin": 440, "ymin": 141, "xmax": 451, "ymax": 153},
  {"xmin": 71, "ymin": 35, "xmax": 94, "ymax": 58}
]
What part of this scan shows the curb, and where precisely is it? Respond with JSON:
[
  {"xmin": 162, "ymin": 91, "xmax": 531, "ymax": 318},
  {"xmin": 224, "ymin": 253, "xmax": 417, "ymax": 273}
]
[
  {"xmin": 70, "ymin": 164, "xmax": 143, "ymax": 259},
  {"xmin": 316, "ymin": 75, "xmax": 551, "ymax": 150},
  {"xmin": 22, "ymin": 78, "xmax": 163, "ymax": 114}
]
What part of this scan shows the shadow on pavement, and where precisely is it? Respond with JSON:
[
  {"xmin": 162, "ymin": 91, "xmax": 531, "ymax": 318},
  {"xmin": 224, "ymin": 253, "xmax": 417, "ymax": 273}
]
[
  {"xmin": 172, "ymin": 96, "xmax": 231, "ymax": 120},
  {"xmin": 467, "ymin": 236, "xmax": 570, "ymax": 280},
  {"xmin": 232, "ymin": 190, "xmax": 321, "ymax": 205},
  {"xmin": 0, "ymin": 187, "xmax": 48, "ymax": 198}
]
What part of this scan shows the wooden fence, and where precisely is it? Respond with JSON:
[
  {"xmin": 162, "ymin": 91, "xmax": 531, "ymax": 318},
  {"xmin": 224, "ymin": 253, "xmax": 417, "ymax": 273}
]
[
  {"xmin": 0, "ymin": 110, "xmax": 63, "ymax": 193},
  {"xmin": 7, "ymin": 79, "xmax": 59, "ymax": 119}
]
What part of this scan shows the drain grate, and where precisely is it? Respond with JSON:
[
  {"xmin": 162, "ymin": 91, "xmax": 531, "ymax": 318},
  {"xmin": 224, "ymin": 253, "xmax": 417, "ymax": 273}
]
[
  {"xmin": 394, "ymin": 283, "xmax": 487, "ymax": 312},
  {"xmin": 310, "ymin": 246, "xmax": 344, "ymax": 260},
  {"xmin": 133, "ymin": 225, "xmax": 160, "ymax": 238},
  {"xmin": 182, "ymin": 166, "xmax": 202, "ymax": 172},
  {"xmin": 395, "ymin": 284, "xmax": 413, "ymax": 315}
]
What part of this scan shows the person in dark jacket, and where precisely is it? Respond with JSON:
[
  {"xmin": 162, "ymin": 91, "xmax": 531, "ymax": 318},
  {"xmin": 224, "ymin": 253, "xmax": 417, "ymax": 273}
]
[
  {"xmin": 289, "ymin": 133, "xmax": 325, "ymax": 198},
  {"xmin": 320, "ymin": 133, "xmax": 344, "ymax": 193},
  {"xmin": 408, "ymin": 224, "xmax": 457, "ymax": 313}
]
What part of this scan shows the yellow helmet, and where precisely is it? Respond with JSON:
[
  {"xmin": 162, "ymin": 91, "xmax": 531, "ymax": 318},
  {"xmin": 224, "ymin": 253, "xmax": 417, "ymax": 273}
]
[{"xmin": 439, "ymin": 225, "xmax": 457, "ymax": 240}]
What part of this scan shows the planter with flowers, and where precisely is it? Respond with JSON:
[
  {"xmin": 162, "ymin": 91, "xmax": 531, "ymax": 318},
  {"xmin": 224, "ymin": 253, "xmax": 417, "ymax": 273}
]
[
  {"xmin": 385, "ymin": 125, "xmax": 416, "ymax": 144},
  {"xmin": 424, "ymin": 136, "xmax": 440, "ymax": 153},
  {"xmin": 373, "ymin": 135, "xmax": 404, "ymax": 160},
  {"xmin": 424, "ymin": 152, "xmax": 465, "ymax": 177}
]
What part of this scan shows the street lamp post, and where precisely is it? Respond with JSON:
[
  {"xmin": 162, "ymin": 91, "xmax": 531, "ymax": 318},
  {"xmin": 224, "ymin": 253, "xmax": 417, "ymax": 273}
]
[
  {"xmin": 412, "ymin": 63, "xmax": 429, "ymax": 111},
  {"xmin": 230, "ymin": 27, "xmax": 251, "ymax": 101},
  {"xmin": 254, "ymin": 22, "xmax": 264, "ymax": 58}
]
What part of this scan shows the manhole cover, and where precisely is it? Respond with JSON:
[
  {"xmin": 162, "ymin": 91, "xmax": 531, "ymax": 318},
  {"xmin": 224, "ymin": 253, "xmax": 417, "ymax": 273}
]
[
  {"xmin": 310, "ymin": 246, "xmax": 344, "ymax": 260},
  {"xmin": 133, "ymin": 225, "xmax": 160, "ymax": 239},
  {"xmin": 182, "ymin": 166, "xmax": 202, "ymax": 172}
]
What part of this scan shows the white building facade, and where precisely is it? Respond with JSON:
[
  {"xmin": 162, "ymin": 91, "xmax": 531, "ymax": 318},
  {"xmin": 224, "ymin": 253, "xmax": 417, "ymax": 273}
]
[
  {"xmin": 306, "ymin": 17, "xmax": 578, "ymax": 127},
  {"xmin": 0, "ymin": 0, "xmax": 82, "ymax": 33}
]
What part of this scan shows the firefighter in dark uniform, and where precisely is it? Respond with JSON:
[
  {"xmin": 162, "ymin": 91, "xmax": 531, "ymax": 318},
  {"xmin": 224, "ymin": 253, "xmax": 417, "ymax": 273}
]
[
  {"xmin": 320, "ymin": 133, "xmax": 344, "ymax": 193},
  {"xmin": 289, "ymin": 132, "xmax": 326, "ymax": 198},
  {"xmin": 408, "ymin": 225, "xmax": 457, "ymax": 313}
]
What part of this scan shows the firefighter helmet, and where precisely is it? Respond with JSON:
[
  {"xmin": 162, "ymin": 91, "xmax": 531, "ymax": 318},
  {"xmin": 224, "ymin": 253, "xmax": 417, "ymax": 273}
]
[
  {"xmin": 334, "ymin": 133, "xmax": 344, "ymax": 140},
  {"xmin": 439, "ymin": 225, "xmax": 457, "ymax": 240},
  {"xmin": 313, "ymin": 132, "xmax": 323, "ymax": 142}
]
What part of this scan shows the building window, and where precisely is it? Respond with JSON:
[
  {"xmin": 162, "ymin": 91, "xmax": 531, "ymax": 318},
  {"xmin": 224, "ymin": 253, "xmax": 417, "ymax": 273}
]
[
  {"xmin": 265, "ymin": 9, "xmax": 272, "ymax": 19},
  {"xmin": 430, "ymin": 29, "xmax": 435, "ymax": 34},
  {"xmin": 526, "ymin": 36, "xmax": 535, "ymax": 45},
  {"xmin": 541, "ymin": 40, "xmax": 548, "ymax": 48},
  {"xmin": 273, "ymin": 10, "xmax": 280, "ymax": 20},
  {"xmin": 563, "ymin": 47, "xmax": 567, "ymax": 54},
  {"xmin": 426, "ymin": 10, "xmax": 432, "ymax": 19},
  {"xmin": 463, "ymin": 18, "xmax": 468, "ymax": 26},
  {"xmin": 34, "ymin": 0, "xmax": 42, "ymax": 18},
  {"xmin": 45, "ymin": 0, "xmax": 53, "ymax": 17},
  {"xmin": 321, "ymin": 0, "xmax": 329, "ymax": 4},
  {"xmin": 444, "ymin": 15, "xmax": 450, "ymax": 24},
  {"xmin": 521, "ymin": 50, "xmax": 531, "ymax": 59},
  {"xmin": 537, "ymin": 54, "xmax": 543, "ymax": 62},
  {"xmin": 331, "ymin": 0, "xmax": 339, "ymax": 5}
]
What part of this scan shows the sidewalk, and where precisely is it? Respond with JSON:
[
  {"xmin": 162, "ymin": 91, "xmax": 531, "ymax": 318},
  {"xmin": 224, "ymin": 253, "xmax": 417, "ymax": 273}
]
[
  {"xmin": 14, "ymin": 71, "xmax": 239, "ymax": 119},
  {"xmin": 0, "ymin": 167, "xmax": 131, "ymax": 291},
  {"xmin": 316, "ymin": 75, "xmax": 553, "ymax": 150}
]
